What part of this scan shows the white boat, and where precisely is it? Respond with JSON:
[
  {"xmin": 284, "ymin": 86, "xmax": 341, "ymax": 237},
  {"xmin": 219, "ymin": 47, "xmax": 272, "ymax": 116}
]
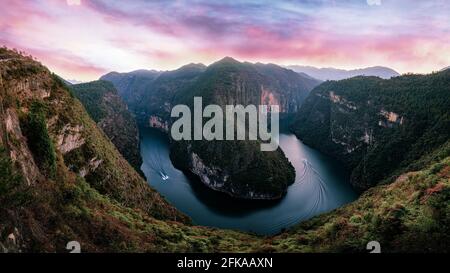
[{"xmin": 159, "ymin": 171, "xmax": 169, "ymax": 180}]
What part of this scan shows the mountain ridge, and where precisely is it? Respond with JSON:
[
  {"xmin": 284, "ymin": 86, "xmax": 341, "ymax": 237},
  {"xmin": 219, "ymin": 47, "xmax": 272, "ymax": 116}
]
[
  {"xmin": 291, "ymin": 70, "xmax": 450, "ymax": 191},
  {"xmin": 0, "ymin": 47, "xmax": 448, "ymax": 253},
  {"xmin": 102, "ymin": 58, "xmax": 321, "ymax": 199},
  {"xmin": 286, "ymin": 65, "xmax": 400, "ymax": 81}
]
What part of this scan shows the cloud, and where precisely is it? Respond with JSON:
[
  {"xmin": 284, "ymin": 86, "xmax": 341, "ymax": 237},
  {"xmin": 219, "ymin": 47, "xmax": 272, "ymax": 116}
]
[
  {"xmin": 67, "ymin": 0, "xmax": 81, "ymax": 6},
  {"xmin": 1, "ymin": 0, "xmax": 449, "ymax": 79},
  {"xmin": 367, "ymin": 0, "xmax": 381, "ymax": 6}
]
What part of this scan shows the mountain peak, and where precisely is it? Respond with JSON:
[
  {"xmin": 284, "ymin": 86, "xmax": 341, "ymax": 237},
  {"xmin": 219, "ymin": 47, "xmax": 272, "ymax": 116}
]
[
  {"xmin": 178, "ymin": 63, "xmax": 207, "ymax": 71},
  {"xmin": 217, "ymin": 56, "xmax": 240, "ymax": 63}
]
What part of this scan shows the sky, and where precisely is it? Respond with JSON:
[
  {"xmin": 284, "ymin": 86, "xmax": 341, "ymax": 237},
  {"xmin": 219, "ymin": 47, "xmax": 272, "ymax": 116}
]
[{"xmin": 0, "ymin": 0, "xmax": 449, "ymax": 81}]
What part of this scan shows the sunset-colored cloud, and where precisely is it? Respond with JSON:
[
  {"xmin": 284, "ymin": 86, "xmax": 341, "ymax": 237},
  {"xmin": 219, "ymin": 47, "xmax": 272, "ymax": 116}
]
[
  {"xmin": 1, "ymin": 0, "xmax": 449, "ymax": 81},
  {"xmin": 67, "ymin": 0, "xmax": 81, "ymax": 6}
]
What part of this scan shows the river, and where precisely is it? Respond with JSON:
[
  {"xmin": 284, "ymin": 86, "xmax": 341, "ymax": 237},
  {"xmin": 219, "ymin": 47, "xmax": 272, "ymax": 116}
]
[{"xmin": 140, "ymin": 127, "xmax": 357, "ymax": 235}]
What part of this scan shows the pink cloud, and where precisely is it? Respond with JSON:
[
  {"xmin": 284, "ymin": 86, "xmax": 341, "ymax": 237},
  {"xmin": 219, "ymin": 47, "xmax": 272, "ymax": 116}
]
[
  {"xmin": 1, "ymin": 38, "xmax": 107, "ymax": 80},
  {"xmin": 0, "ymin": 0, "xmax": 448, "ymax": 79}
]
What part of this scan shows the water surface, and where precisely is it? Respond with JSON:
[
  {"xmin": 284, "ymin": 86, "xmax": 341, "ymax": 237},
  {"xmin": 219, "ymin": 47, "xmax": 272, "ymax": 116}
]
[{"xmin": 140, "ymin": 127, "xmax": 357, "ymax": 234}]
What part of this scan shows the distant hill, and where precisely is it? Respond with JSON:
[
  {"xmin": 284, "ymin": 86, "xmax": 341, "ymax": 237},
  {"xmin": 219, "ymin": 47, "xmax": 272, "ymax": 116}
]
[
  {"xmin": 100, "ymin": 69, "xmax": 161, "ymax": 106},
  {"xmin": 54, "ymin": 77, "xmax": 83, "ymax": 85},
  {"xmin": 286, "ymin": 65, "xmax": 400, "ymax": 81},
  {"xmin": 101, "ymin": 65, "xmax": 205, "ymax": 125},
  {"xmin": 66, "ymin": 79, "xmax": 83, "ymax": 84}
]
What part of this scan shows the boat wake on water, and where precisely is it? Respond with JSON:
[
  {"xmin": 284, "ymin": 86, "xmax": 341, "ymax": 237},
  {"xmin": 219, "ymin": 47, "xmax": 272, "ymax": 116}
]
[
  {"xmin": 140, "ymin": 130, "xmax": 357, "ymax": 235},
  {"xmin": 266, "ymin": 159, "xmax": 329, "ymax": 234},
  {"xmin": 145, "ymin": 147, "xmax": 170, "ymax": 180}
]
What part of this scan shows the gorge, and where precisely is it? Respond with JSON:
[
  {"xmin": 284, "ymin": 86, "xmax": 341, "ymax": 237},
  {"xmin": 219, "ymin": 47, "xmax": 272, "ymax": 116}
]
[
  {"xmin": 102, "ymin": 57, "xmax": 322, "ymax": 200},
  {"xmin": 140, "ymin": 126, "xmax": 357, "ymax": 234},
  {"xmin": 0, "ymin": 48, "xmax": 448, "ymax": 252}
]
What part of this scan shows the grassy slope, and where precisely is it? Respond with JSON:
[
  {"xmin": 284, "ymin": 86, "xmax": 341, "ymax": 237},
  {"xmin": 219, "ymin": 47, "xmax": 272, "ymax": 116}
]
[
  {"xmin": 2, "ymin": 142, "xmax": 448, "ymax": 252},
  {"xmin": 267, "ymin": 141, "xmax": 449, "ymax": 252}
]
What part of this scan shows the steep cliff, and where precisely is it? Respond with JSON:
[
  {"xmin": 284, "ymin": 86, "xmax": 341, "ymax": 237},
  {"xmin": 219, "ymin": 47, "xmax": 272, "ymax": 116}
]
[
  {"xmin": 0, "ymin": 48, "xmax": 189, "ymax": 251},
  {"xmin": 101, "ymin": 64, "xmax": 205, "ymax": 126},
  {"xmin": 0, "ymin": 48, "xmax": 448, "ymax": 252},
  {"xmin": 70, "ymin": 80, "xmax": 143, "ymax": 174},
  {"xmin": 170, "ymin": 57, "xmax": 317, "ymax": 199},
  {"xmin": 292, "ymin": 72, "xmax": 450, "ymax": 191},
  {"xmin": 176, "ymin": 58, "xmax": 321, "ymax": 113},
  {"xmin": 100, "ymin": 69, "xmax": 161, "ymax": 109},
  {"xmin": 102, "ymin": 57, "xmax": 320, "ymax": 199}
]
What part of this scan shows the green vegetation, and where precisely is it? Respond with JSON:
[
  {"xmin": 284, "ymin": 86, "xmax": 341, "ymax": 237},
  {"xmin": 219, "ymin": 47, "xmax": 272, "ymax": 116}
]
[
  {"xmin": 0, "ymin": 147, "xmax": 29, "ymax": 208},
  {"xmin": 0, "ymin": 47, "xmax": 45, "ymax": 80},
  {"xmin": 102, "ymin": 57, "xmax": 318, "ymax": 199},
  {"xmin": 1, "ymin": 48, "xmax": 448, "ymax": 253},
  {"xmin": 171, "ymin": 139, "xmax": 295, "ymax": 198},
  {"xmin": 70, "ymin": 81, "xmax": 115, "ymax": 122},
  {"xmin": 169, "ymin": 58, "xmax": 310, "ymax": 199},
  {"xmin": 265, "ymin": 141, "xmax": 450, "ymax": 252},
  {"xmin": 70, "ymin": 80, "xmax": 144, "ymax": 174},
  {"xmin": 292, "ymin": 71, "xmax": 450, "ymax": 190},
  {"xmin": 22, "ymin": 101, "xmax": 57, "ymax": 177}
]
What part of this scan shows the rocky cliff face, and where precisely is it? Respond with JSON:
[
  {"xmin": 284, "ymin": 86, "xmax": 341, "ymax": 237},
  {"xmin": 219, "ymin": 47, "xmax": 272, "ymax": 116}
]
[
  {"xmin": 292, "ymin": 73, "xmax": 450, "ymax": 191},
  {"xmin": 0, "ymin": 48, "xmax": 448, "ymax": 253},
  {"xmin": 175, "ymin": 58, "xmax": 321, "ymax": 113},
  {"xmin": 253, "ymin": 63, "xmax": 321, "ymax": 112},
  {"xmin": 101, "ymin": 64, "xmax": 205, "ymax": 126},
  {"xmin": 102, "ymin": 57, "xmax": 319, "ymax": 199},
  {"xmin": 187, "ymin": 151, "xmax": 290, "ymax": 200},
  {"xmin": 169, "ymin": 57, "xmax": 317, "ymax": 199},
  {"xmin": 0, "ymin": 48, "xmax": 189, "ymax": 252},
  {"xmin": 3, "ymin": 108, "xmax": 41, "ymax": 185},
  {"xmin": 170, "ymin": 138, "xmax": 295, "ymax": 200},
  {"xmin": 70, "ymin": 80, "xmax": 143, "ymax": 174},
  {"xmin": 148, "ymin": 114, "xmax": 169, "ymax": 132}
]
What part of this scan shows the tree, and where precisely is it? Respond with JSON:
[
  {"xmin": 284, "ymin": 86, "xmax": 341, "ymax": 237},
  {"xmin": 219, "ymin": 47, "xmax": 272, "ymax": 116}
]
[{"xmin": 24, "ymin": 101, "xmax": 57, "ymax": 177}]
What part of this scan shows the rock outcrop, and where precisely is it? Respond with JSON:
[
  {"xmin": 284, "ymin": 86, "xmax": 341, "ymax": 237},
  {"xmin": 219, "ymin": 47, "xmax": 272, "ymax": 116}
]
[
  {"xmin": 0, "ymin": 48, "xmax": 448, "ymax": 253},
  {"xmin": 0, "ymin": 48, "xmax": 189, "ymax": 252},
  {"xmin": 102, "ymin": 58, "xmax": 320, "ymax": 199},
  {"xmin": 292, "ymin": 73, "xmax": 450, "ymax": 191},
  {"xmin": 70, "ymin": 80, "xmax": 143, "ymax": 174}
]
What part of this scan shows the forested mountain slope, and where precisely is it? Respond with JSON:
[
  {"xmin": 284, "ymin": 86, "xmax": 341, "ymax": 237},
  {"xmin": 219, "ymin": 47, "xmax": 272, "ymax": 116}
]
[
  {"xmin": 103, "ymin": 57, "xmax": 321, "ymax": 199},
  {"xmin": 1, "ymin": 48, "xmax": 448, "ymax": 253},
  {"xmin": 292, "ymin": 72, "xmax": 450, "ymax": 191},
  {"xmin": 70, "ymin": 80, "xmax": 143, "ymax": 174}
]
